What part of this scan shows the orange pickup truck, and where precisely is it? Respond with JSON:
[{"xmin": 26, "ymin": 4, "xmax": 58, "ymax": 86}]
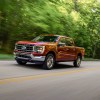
[{"xmin": 14, "ymin": 34, "xmax": 85, "ymax": 69}]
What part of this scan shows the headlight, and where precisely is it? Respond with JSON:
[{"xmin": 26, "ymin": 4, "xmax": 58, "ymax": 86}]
[{"xmin": 33, "ymin": 46, "xmax": 45, "ymax": 53}]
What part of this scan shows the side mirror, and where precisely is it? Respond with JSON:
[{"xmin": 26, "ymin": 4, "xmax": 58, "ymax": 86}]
[{"xmin": 58, "ymin": 42, "xmax": 66, "ymax": 47}]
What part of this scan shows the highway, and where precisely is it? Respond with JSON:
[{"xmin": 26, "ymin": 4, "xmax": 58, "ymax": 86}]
[{"xmin": 0, "ymin": 61, "xmax": 100, "ymax": 100}]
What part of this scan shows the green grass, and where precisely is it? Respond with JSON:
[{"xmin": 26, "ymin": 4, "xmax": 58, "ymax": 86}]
[
  {"xmin": 0, "ymin": 54, "xmax": 14, "ymax": 60},
  {"xmin": 83, "ymin": 58, "xmax": 100, "ymax": 61}
]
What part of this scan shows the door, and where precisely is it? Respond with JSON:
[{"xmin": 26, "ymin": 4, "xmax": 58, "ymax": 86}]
[
  {"xmin": 57, "ymin": 37, "xmax": 71, "ymax": 61},
  {"xmin": 57, "ymin": 37, "xmax": 76, "ymax": 61},
  {"xmin": 65, "ymin": 38, "xmax": 76, "ymax": 60}
]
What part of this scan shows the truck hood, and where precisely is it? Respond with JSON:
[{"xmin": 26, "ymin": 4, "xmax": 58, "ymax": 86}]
[{"xmin": 16, "ymin": 41, "xmax": 56, "ymax": 46}]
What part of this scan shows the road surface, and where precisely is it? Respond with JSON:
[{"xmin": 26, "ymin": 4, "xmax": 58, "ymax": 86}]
[{"xmin": 0, "ymin": 60, "xmax": 100, "ymax": 100}]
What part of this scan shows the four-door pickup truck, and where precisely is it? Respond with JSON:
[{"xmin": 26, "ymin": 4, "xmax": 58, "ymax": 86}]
[{"xmin": 14, "ymin": 34, "xmax": 85, "ymax": 70}]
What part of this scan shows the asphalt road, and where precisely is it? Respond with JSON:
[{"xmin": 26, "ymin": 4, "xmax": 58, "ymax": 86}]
[{"xmin": 0, "ymin": 60, "xmax": 100, "ymax": 100}]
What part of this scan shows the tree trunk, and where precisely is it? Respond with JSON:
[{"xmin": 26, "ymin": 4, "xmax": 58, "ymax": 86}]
[{"xmin": 73, "ymin": 0, "xmax": 78, "ymax": 12}]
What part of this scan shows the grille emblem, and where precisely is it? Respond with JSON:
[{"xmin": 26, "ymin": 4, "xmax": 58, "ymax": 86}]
[{"xmin": 22, "ymin": 46, "xmax": 26, "ymax": 50}]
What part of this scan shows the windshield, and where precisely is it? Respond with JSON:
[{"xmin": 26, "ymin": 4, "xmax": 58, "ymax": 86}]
[{"xmin": 32, "ymin": 36, "xmax": 59, "ymax": 42}]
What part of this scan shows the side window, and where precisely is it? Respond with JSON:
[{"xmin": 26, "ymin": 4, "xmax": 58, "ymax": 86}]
[
  {"xmin": 65, "ymin": 38, "xmax": 74, "ymax": 46},
  {"xmin": 58, "ymin": 38, "xmax": 66, "ymax": 47}
]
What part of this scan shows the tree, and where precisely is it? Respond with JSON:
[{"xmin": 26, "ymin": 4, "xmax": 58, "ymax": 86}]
[{"xmin": 0, "ymin": 0, "xmax": 100, "ymax": 59}]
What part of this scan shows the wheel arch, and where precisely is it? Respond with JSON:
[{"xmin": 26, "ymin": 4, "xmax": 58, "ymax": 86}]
[
  {"xmin": 77, "ymin": 53, "xmax": 82, "ymax": 59},
  {"xmin": 46, "ymin": 51, "xmax": 56, "ymax": 59}
]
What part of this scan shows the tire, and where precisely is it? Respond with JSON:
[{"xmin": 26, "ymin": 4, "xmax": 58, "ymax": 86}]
[
  {"xmin": 16, "ymin": 60, "xmax": 27, "ymax": 65},
  {"xmin": 73, "ymin": 56, "xmax": 82, "ymax": 67},
  {"xmin": 43, "ymin": 54, "xmax": 55, "ymax": 70}
]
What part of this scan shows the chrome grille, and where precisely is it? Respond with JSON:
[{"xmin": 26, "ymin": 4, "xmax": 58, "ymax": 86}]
[{"xmin": 16, "ymin": 44, "xmax": 33, "ymax": 52}]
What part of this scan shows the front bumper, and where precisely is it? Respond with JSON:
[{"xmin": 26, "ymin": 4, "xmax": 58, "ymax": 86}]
[{"xmin": 14, "ymin": 53, "xmax": 45, "ymax": 62}]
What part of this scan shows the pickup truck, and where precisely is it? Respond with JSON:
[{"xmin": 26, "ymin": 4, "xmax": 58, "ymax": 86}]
[{"xmin": 14, "ymin": 34, "xmax": 85, "ymax": 70}]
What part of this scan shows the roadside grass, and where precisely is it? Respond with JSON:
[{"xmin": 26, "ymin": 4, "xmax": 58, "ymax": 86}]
[
  {"xmin": 83, "ymin": 58, "xmax": 100, "ymax": 61},
  {"xmin": 0, "ymin": 54, "xmax": 14, "ymax": 60}
]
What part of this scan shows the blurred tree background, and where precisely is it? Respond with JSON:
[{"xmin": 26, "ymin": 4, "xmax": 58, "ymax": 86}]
[{"xmin": 0, "ymin": 0, "xmax": 100, "ymax": 58}]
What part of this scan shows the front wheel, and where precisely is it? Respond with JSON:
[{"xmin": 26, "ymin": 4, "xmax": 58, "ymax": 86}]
[
  {"xmin": 73, "ymin": 56, "xmax": 82, "ymax": 67},
  {"xmin": 16, "ymin": 60, "xmax": 27, "ymax": 65},
  {"xmin": 43, "ymin": 54, "xmax": 55, "ymax": 70}
]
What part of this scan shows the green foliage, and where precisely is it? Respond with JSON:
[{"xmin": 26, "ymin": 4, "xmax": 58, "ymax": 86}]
[{"xmin": 0, "ymin": 0, "xmax": 100, "ymax": 58}]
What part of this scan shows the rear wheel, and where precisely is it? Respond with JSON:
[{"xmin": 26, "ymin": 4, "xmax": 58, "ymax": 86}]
[
  {"xmin": 73, "ymin": 56, "xmax": 82, "ymax": 67},
  {"xmin": 16, "ymin": 60, "xmax": 27, "ymax": 65},
  {"xmin": 43, "ymin": 54, "xmax": 55, "ymax": 70}
]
